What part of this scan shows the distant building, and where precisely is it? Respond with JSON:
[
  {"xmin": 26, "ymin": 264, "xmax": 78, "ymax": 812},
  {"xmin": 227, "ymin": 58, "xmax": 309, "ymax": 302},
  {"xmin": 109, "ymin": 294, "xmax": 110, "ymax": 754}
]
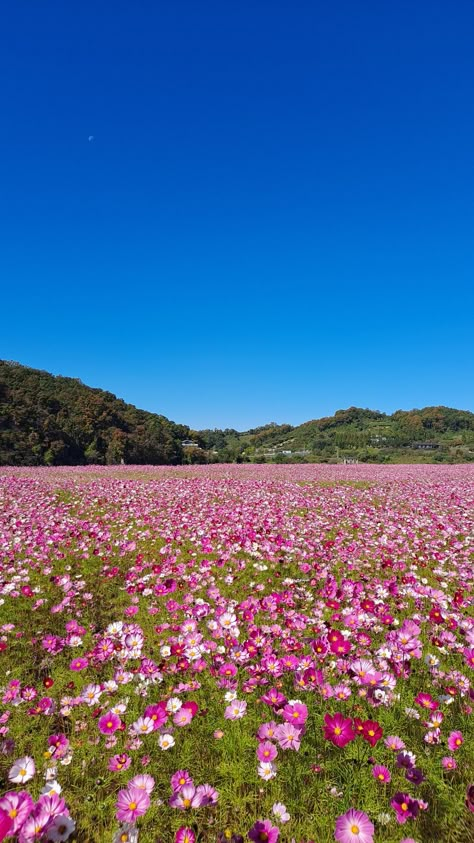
[
  {"xmin": 411, "ymin": 442, "xmax": 439, "ymax": 450},
  {"xmin": 182, "ymin": 440, "xmax": 200, "ymax": 448}
]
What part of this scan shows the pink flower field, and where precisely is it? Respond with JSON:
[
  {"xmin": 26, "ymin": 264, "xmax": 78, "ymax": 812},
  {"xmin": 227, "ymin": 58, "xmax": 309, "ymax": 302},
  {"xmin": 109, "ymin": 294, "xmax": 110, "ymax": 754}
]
[{"xmin": 0, "ymin": 464, "xmax": 473, "ymax": 842}]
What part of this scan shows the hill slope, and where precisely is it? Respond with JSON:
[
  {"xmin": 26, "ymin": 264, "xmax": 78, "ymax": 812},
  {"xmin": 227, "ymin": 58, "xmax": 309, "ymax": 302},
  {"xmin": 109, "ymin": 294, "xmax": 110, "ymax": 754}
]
[
  {"xmin": 0, "ymin": 361, "xmax": 190, "ymax": 465},
  {"xmin": 1, "ymin": 361, "xmax": 473, "ymax": 465}
]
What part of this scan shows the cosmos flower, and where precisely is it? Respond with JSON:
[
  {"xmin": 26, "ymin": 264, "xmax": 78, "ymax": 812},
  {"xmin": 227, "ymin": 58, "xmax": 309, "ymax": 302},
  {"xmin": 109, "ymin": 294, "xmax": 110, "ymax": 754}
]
[
  {"xmin": 98, "ymin": 712, "xmax": 122, "ymax": 734},
  {"xmin": 447, "ymin": 730, "xmax": 463, "ymax": 751},
  {"xmin": 225, "ymin": 700, "xmax": 247, "ymax": 720},
  {"xmin": 158, "ymin": 734, "xmax": 175, "ymax": 750},
  {"xmin": 372, "ymin": 765, "xmax": 391, "ymax": 783},
  {"xmin": 115, "ymin": 784, "xmax": 150, "ymax": 822},
  {"xmin": 8, "ymin": 756, "xmax": 35, "ymax": 784},
  {"xmin": 391, "ymin": 792, "xmax": 419, "ymax": 824},
  {"xmin": 272, "ymin": 802, "xmax": 290, "ymax": 823},
  {"xmin": 334, "ymin": 808, "xmax": 374, "ymax": 843},
  {"xmin": 248, "ymin": 819, "xmax": 280, "ymax": 843},
  {"xmin": 175, "ymin": 827, "xmax": 196, "ymax": 843},
  {"xmin": 323, "ymin": 713, "xmax": 355, "ymax": 748}
]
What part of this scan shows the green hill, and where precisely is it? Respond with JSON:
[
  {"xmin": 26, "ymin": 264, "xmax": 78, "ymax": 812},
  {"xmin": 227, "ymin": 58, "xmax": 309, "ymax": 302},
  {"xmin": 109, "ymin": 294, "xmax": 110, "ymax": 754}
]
[
  {"xmin": 1, "ymin": 361, "xmax": 473, "ymax": 465},
  {"xmin": 0, "ymin": 361, "xmax": 190, "ymax": 466}
]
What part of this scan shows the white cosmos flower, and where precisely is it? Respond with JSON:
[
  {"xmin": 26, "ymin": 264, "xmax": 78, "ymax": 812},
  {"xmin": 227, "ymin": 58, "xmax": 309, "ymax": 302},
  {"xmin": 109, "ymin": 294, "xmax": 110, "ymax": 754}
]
[
  {"xmin": 9, "ymin": 755, "xmax": 35, "ymax": 783},
  {"xmin": 41, "ymin": 779, "xmax": 62, "ymax": 796},
  {"xmin": 45, "ymin": 814, "xmax": 76, "ymax": 841},
  {"xmin": 158, "ymin": 734, "xmax": 175, "ymax": 750}
]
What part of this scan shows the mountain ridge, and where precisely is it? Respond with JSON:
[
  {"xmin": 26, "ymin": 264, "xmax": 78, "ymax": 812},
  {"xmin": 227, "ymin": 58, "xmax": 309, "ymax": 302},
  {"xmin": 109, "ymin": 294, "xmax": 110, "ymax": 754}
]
[{"xmin": 1, "ymin": 360, "xmax": 473, "ymax": 465}]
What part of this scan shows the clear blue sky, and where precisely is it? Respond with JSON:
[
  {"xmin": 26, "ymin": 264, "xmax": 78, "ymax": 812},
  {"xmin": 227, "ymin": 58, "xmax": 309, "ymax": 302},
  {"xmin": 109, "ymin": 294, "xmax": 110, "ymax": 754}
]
[{"xmin": 1, "ymin": 1, "xmax": 473, "ymax": 429}]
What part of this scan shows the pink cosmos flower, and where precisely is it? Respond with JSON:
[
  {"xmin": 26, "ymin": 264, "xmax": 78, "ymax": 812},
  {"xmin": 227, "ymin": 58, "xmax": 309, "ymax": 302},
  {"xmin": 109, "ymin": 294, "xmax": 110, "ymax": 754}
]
[
  {"xmin": 174, "ymin": 707, "xmax": 193, "ymax": 726},
  {"xmin": 169, "ymin": 784, "xmax": 204, "ymax": 810},
  {"xmin": 323, "ymin": 713, "xmax": 356, "ymax": 748},
  {"xmin": 385, "ymin": 735, "xmax": 405, "ymax": 751},
  {"xmin": 171, "ymin": 770, "xmax": 194, "ymax": 792},
  {"xmin": 69, "ymin": 657, "xmax": 88, "ymax": 671},
  {"xmin": 447, "ymin": 730, "xmax": 463, "ymax": 751},
  {"xmin": 115, "ymin": 784, "xmax": 150, "ymax": 822},
  {"xmin": 257, "ymin": 741, "xmax": 278, "ymax": 762},
  {"xmin": 175, "ymin": 827, "xmax": 196, "ymax": 843},
  {"xmin": 372, "ymin": 765, "xmax": 391, "ymax": 783},
  {"xmin": 282, "ymin": 702, "xmax": 308, "ymax": 726},
  {"xmin": 442, "ymin": 756, "xmax": 457, "ymax": 770},
  {"xmin": 274, "ymin": 722, "xmax": 302, "ymax": 750},
  {"xmin": 224, "ymin": 700, "xmax": 247, "ymax": 720},
  {"xmin": 414, "ymin": 692, "xmax": 438, "ymax": 711},
  {"xmin": 0, "ymin": 791, "xmax": 34, "ymax": 835},
  {"xmin": 144, "ymin": 703, "xmax": 168, "ymax": 729},
  {"xmin": 248, "ymin": 819, "xmax": 280, "ymax": 843},
  {"xmin": 334, "ymin": 808, "xmax": 374, "ymax": 843},
  {"xmin": 98, "ymin": 712, "xmax": 122, "ymax": 734},
  {"xmin": 391, "ymin": 792, "xmax": 419, "ymax": 824},
  {"xmin": 108, "ymin": 754, "xmax": 132, "ymax": 772},
  {"xmin": 257, "ymin": 721, "xmax": 278, "ymax": 740},
  {"xmin": 0, "ymin": 808, "xmax": 12, "ymax": 842},
  {"xmin": 129, "ymin": 774, "xmax": 155, "ymax": 795}
]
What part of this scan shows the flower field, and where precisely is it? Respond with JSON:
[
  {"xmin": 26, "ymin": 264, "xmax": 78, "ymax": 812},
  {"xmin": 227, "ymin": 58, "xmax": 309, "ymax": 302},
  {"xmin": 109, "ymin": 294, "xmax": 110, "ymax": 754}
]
[{"xmin": 0, "ymin": 464, "xmax": 473, "ymax": 843}]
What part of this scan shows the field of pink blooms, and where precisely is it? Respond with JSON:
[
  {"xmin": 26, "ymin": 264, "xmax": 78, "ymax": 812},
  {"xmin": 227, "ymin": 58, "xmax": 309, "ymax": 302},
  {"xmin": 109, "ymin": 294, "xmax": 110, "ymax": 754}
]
[{"xmin": 0, "ymin": 464, "xmax": 473, "ymax": 843}]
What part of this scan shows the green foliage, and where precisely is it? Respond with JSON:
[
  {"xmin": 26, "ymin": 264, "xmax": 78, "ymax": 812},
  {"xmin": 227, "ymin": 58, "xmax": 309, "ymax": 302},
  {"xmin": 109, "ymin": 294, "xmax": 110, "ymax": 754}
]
[{"xmin": 0, "ymin": 361, "xmax": 187, "ymax": 466}]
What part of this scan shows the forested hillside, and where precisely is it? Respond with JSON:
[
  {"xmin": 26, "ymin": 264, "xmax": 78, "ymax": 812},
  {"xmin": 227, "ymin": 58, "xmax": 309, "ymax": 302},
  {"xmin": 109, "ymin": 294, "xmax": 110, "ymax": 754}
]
[
  {"xmin": 0, "ymin": 361, "xmax": 190, "ymax": 465},
  {"xmin": 1, "ymin": 361, "xmax": 473, "ymax": 465}
]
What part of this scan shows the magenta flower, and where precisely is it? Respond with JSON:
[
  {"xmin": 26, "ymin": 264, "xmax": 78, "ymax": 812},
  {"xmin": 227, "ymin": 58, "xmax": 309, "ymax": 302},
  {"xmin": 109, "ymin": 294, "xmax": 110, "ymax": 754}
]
[
  {"xmin": 447, "ymin": 730, "xmax": 463, "ymax": 751},
  {"xmin": 115, "ymin": 784, "xmax": 150, "ymax": 822},
  {"xmin": 175, "ymin": 827, "xmax": 196, "ymax": 843},
  {"xmin": 372, "ymin": 764, "xmax": 391, "ymax": 783},
  {"xmin": 391, "ymin": 792, "xmax": 419, "ymax": 824},
  {"xmin": 334, "ymin": 808, "xmax": 374, "ymax": 843},
  {"xmin": 0, "ymin": 808, "xmax": 12, "ymax": 841},
  {"xmin": 414, "ymin": 692, "xmax": 438, "ymax": 711},
  {"xmin": 442, "ymin": 756, "xmax": 457, "ymax": 770},
  {"xmin": 98, "ymin": 712, "xmax": 122, "ymax": 734},
  {"xmin": 108, "ymin": 753, "xmax": 132, "ymax": 772},
  {"xmin": 256, "ymin": 741, "xmax": 278, "ymax": 762},
  {"xmin": 466, "ymin": 785, "xmax": 474, "ymax": 813},
  {"xmin": 323, "ymin": 713, "xmax": 356, "ymax": 748},
  {"xmin": 69, "ymin": 657, "xmax": 88, "ymax": 671},
  {"xmin": 248, "ymin": 819, "xmax": 280, "ymax": 843},
  {"xmin": 171, "ymin": 770, "xmax": 194, "ymax": 792},
  {"xmin": 0, "ymin": 791, "xmax": 34, "ymax": 835},
  {"xmin": 282, "ymin": 702, "xmax": 308, "ymax": 726},
  {"xmin": 144, "ymin": 703, "xmax": 168, "ymax": 729}
]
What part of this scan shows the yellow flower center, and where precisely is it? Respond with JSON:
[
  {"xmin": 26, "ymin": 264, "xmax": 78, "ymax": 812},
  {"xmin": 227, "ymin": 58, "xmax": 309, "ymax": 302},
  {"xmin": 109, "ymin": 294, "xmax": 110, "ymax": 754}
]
[
  {"xmin": 183, "ymin": 798, "xmax": 191, "ymax": 808},
  {"xmin": 129, "ymin": 802, "xmax": 137, "ymax": 810},
  {"xmin": 19, "ymin": 769, "xmax": 26, "ymax": 776},
  {"xmin": 351, "ymin": 825, "xmax": 359, "ymax": 834},
  {"xmin": 9, "ymin": 809, "xmax": 17, "ymax": 818},
  {"xmin": 368, "ymin": 730, "xmax": 375, "ymax": 736},
  {"xmin": 334, "ymin": 727, "xmax": 341, "ymax": 735},
  {"xmin": 378, "ymin": 773, "xmax": 384, "ymax": 780},
  {"xmin": 401, "ymin": 802, "xmax": 408, "ymax": 811}
]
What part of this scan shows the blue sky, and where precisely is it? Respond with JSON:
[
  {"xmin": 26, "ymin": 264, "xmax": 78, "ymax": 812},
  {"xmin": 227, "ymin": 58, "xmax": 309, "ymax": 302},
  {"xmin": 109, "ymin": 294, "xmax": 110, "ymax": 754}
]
[{"xmin": 1, "ymin": 1, "xmax": 473, "ymax": 429}]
